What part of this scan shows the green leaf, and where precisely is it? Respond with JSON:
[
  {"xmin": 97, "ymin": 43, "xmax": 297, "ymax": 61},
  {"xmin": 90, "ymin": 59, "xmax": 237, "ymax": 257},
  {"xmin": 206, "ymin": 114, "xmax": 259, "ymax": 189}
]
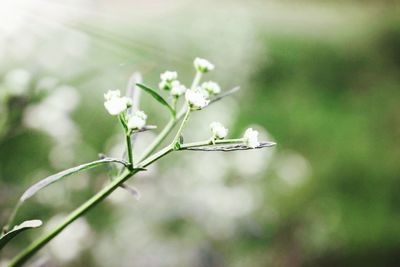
[
  {"xmin": 136, "ymin": 83, "xmax": 175, "ymax": 116},
  {"xmin": 0, "ymin": 220, "xmax": 42, "ymax": 250},
  {"xmin": 20, "ymin": 158, "xmax": 130, "ymax": 202}
]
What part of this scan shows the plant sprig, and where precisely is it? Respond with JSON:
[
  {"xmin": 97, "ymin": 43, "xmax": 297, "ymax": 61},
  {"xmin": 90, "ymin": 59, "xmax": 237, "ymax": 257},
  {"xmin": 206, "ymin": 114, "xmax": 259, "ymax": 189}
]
[{"xmin": 4, "ymin": 57, "xmax": 276, "ymax": 267}]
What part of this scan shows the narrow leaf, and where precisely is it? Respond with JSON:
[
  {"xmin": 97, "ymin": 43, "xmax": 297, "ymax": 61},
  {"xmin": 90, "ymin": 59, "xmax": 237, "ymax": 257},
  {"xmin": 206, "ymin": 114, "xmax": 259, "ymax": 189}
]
[
  {"xmin": 0, "ymin": 220, "xmax": 42, "ymax": 250},
  {"xmin": 20, "ymin": 158, "xmax": 130, "ymax": 202},
  {"xmin": 136, "ymin": 83, "xmax": 175, "ymax": 116}
]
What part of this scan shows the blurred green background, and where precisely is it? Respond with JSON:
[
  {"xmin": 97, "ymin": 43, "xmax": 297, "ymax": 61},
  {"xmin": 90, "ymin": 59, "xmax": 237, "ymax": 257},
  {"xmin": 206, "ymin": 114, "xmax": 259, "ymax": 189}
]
[{"xmin": 1, "ymin": 0, "xmax": 400, "ymax": 266}]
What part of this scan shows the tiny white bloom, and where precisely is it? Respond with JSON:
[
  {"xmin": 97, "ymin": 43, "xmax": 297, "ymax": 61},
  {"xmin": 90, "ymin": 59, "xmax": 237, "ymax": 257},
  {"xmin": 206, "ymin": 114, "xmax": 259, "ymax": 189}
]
[
  {"xmin": 160, "ymin": 71, "xmax": 178, "ymax": 82},
  {"xmin": 185, "ymin": 89, "xmax": 210, "ymax": 110},
  {"xmin": 104, "ymin": 90, "xmax": 121, "ymax": 100},
  {"xmin": 202, "ymin": 81, "xmax": 221, "ymax": 95},
  {"xmin": 243, "ymin": 128, "xmax": 260, "ymax": 148},
  {"xmin": 210, "ymin": 122, "xmax": 228, "ymax": 139},
  {"xmin": 194, "ymin": 58, "xmax": 215, "ymax": 73},
  {"xmin": 127, "ymin": 110, "xmax": 147, "ymax": 130},
  {"xmin": 170, "ymin": 81, "xmax": 187, "ymax": 97},
  {"xmin": 104, "ymin": 90, "xmax": 132, "ymax": 116}
]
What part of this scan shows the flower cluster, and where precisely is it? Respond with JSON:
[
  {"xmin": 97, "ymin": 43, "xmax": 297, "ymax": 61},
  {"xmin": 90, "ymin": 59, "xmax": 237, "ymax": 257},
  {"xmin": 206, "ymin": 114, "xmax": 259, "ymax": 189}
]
[
  {"xmin": 104, "ymin": 90, "xmax": 132, "ymax": 116},
  {"xmin": 159, "ymin": 71, "xmax": 178, "ymax": 91},
  {"xmin": 104, "ymin": 58, "xmax": 263, "ymax": 151},
  {"xmin": 104, "ymin": 89, "xmax": 147, "ymax": 130},
  {"xmin": 127, "ymin": 110, "xmax": 147, "ymax": 130},
  {"xmin": 2, "ymin": 56, "xmax": 273, "ymax": 267},
  {"xmin": 201, "ymin": 81, "xmax": 221, "ymax": 96},
  {"xmin": 194, "ymin": 57, "xmax": 215, "ymax": 73},
  {"xmin": 185, "ymin": 89, "xmax": 210, "ymax": 110}
]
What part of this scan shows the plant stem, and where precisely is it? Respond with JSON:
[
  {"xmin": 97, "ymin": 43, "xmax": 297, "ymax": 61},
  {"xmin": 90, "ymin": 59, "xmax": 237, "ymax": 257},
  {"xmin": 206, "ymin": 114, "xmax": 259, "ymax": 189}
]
[
  {"xmin": 125, "ymin": 133, "xmax": 134, "ymax": 169},
  {"xmin": 8, "ymin": 146, "xmax": 174, "ymax": 267},
  {"xmin": 171, "ymin": 107, "xmax": 191, "ymax": 148},
  {"xmin": 191, "ymin": 71, "xmax": 202, "ymax": 90}
]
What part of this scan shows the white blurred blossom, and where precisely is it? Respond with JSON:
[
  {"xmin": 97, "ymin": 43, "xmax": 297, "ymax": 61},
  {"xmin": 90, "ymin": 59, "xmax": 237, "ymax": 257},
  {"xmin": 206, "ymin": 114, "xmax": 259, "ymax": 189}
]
[
  {"xmin": 46, "ymin": 216, "xmax": 92, "ymax": 262},
  {"xmin": 3, "ymin": 68, "xmax": 32, "ymax": 95}
]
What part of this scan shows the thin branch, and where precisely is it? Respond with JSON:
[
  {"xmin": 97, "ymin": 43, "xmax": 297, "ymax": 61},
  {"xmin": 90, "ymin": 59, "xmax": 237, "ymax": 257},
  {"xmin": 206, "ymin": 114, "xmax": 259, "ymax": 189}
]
[{"xmin": 181, "ymin": 141, "xmax": 276, "ymax": 152}]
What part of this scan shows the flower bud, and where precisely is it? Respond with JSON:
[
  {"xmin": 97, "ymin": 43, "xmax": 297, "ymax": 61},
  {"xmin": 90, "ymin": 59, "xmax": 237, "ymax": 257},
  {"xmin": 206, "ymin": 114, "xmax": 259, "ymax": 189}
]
[
  {"xmin": 194, "ymin": 58, "xmax": 214, "ymax": 73},
  {"xmin": 201, "ymin": 81, "xmax": 221, "ymax": 95},
  {"xmin": 243, "ymin": 128, "xmax": 260, "ymax": 148},
  {"xmin": 104, "ymin": 90, "xmax": 131, "ymax": 116},
  {"xmin": 160, "ymin": 71, "xmax": 178, "ymax": 82},
  {"xmin": 210, "ymin": 122, "xmax": 228, "ymax": 139},
  {"xmin": 127, "ymin": 110, "xmax": 147, "ymax": 130},
  {"xmin": 170, "ymin": 81, "xmax": 187, "ymax": 97},
  {"xmin": 185, "ymin": 89, "xmax": 210, "ymax": 110}
]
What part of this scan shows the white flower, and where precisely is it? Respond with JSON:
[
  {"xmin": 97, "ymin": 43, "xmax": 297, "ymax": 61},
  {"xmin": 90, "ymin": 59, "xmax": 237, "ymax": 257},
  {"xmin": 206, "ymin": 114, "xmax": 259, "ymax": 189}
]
[
  {"xmin": 127, "ymin": 110, "xmax": 147, "ymax": 130},
  {"xmin": 160, "ymin": 71, "xmax": 178, "ymax": 82},
  {"xmin": 159, "ymin": 80, "xmax": 171, "ymax": 91},
  {"xmin": 210, "ymin": 122, "xmax": 228, "ymax": 139},
  {"xmin": 170, "ymin": 81, "xmax": 187, "ymax": 97},
  {"xmin": 194, "ymin": 58, "xmax": 215, "ymax": 73},
  {"xmin": 104, "ymin": 90, "xmax": 132, "ymax": 116},
  {"xmin": 185, "ymin": 89, "xmax": 210, "ymax": 110},
  {"xmin": 243, "ymin": 128, "xmax": 260, "ymax": 148},
  {"xmin": 202, "ymin": 81, "xmax": 221, "ymax": 95}
]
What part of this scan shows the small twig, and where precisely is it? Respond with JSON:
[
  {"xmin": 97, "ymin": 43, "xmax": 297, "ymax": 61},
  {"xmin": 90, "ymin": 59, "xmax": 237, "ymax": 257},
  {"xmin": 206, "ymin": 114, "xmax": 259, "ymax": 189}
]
[{"xmin": 181, "ymin": 141, "xmax": 276, "ymax": 152}]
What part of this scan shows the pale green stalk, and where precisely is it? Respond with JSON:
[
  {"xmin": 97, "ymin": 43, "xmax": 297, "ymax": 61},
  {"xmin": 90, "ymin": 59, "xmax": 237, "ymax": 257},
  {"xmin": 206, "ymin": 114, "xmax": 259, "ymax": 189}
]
[{"xmin": 171, "ymin": 107, "xmax": 190, "ymax": 148}]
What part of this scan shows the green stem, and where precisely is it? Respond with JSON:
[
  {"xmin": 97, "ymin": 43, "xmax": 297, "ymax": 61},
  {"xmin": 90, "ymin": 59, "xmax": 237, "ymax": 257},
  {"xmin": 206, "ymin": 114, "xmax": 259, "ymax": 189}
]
[
  {"xmin": 171, "ymin": 107, "xmax": 191, "ymax": 148},
  {"xmin": 8, "ymin": 146, "xmax": 174, "ymax": 267},
  {"xmin": 191, "ymin": 71, "xmax": 202, "ymax": 90},
  {"xmin": 125, "ymin": 133, "xmax": 134, "ymax": 168}
]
